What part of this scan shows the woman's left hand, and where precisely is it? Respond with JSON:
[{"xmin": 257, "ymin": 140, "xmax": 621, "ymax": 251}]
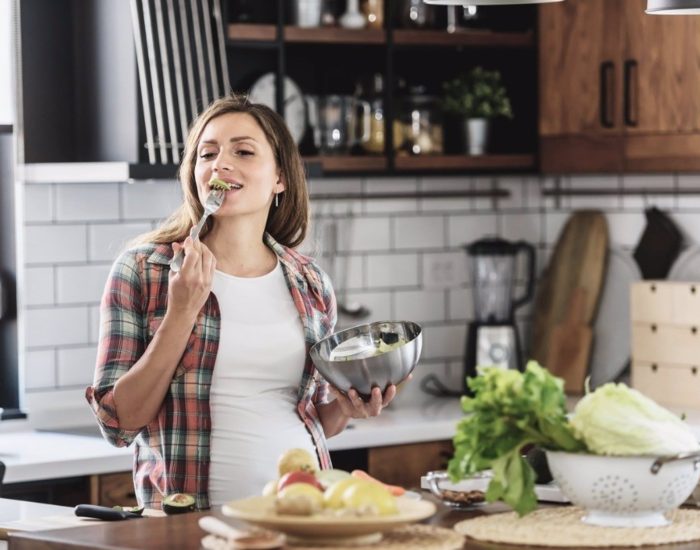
[{"xmin": 329, "ymin": 385, "xmax": 397, "ymax": 419}]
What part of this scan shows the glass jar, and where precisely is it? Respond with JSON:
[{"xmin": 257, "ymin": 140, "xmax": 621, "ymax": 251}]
[
  {"xmin": 395, "ymin": 87, "xmax": 443, "ymax": 156},
  {"xmin": 399, "ymin": 0, "xmax": 435, "ymax": 29}
]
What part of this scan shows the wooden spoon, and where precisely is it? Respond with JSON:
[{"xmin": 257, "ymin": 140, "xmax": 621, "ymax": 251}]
[{"xmin": 198, "ymin": 516, "xmax": 285, "ymax": 549}]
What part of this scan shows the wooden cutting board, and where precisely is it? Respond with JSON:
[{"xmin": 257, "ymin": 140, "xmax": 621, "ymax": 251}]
[
  {"xmin": 546, "ymin": 286, "xmax": 593, "ymax": 394},
  {"xmin": 531, "ymin": 210, "xmax": 608, "ymax": 392}
]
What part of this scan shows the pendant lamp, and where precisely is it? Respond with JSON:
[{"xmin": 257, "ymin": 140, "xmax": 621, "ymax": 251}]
[
  {"xmin": 423, "ymin": 0, "xmax": 563, "ymax": 5},
  {"xmin": 646, "ymin": 0, "xmax": 700, "ymax": 13}
]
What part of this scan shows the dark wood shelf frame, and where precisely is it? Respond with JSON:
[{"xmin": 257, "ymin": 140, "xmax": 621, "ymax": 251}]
[
  {"xmin": 226, "ymin": 24, "xmax": 533, "ymax": 48},
  {"xmin": 394, "ymin": 154, "xmax": 536, "ymax": 171},
  {"xmin": 393, "ymin": 29, "xmax": 534, "ymax": 48}
]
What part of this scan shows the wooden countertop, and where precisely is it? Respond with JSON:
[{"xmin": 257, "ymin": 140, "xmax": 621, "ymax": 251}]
[{"xmin": 8, "ymin": 497, "xmax": 700, "ymax": 550}]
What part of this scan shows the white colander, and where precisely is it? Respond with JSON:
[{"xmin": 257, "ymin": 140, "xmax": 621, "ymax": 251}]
[{"xmin": 546, "ymin": 451, "xmax": 700, "ymax": 528}]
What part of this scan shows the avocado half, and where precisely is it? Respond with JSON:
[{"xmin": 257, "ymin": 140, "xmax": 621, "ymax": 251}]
[{"xmin": 162, "ymin": 493, "xmax": 196, "ymax": 515}]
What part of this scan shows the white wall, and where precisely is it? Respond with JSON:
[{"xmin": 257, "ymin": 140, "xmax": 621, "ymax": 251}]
[{"xmin": 0, "ymin": 0, "xmax": 14, "ymax": 124}]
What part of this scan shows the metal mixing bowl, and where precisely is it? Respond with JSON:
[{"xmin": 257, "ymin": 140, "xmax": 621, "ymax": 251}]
[{"xmin": 310, "ymin": 321, "xmax": 422, "ymax": 400}]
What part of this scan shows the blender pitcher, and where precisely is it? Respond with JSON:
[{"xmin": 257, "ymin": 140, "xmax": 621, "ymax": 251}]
[
  {"xmin": 463, "ymin": 238, "xmax": 536, "ymax": 392},
  {"xmin": 469, "ymin": 237, "xmax": 536, "ymax": 323}
]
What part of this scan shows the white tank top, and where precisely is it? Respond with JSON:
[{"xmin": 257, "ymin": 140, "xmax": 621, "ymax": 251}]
[{"xmin": 207, "ymin": 260, "xmax": 316, "ymax": 506}]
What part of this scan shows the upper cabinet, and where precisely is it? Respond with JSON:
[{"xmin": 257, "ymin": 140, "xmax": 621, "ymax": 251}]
[
  {"xmin": 18, "ymin": 0, "xmax": 538, "ymax": 179},
  {"xmin": 539, "ymin": 0, "xmax": 700, "ymax": 173},
  {"xmin": 224, "ymin": 0, "xmax": 539, "ymax": 176}
]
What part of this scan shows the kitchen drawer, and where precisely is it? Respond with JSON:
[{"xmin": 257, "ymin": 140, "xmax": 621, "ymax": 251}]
[
  {"xmin": 631, "ymin": 323, "xmax": 700, "ymax": 364},
  {"xmin": 631, "ymin": 282, "xmax": 675, "ymax": 324},
  {"xmin": 631, "ymin": 281, "xmax": 700, "ymax": 325},
  {"xmin": 632, "ymin": 361, "xmax": 700, "ymax": 408}
]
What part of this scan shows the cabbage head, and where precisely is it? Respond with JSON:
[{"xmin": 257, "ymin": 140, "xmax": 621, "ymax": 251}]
[{"xmin": 570, "ymin": 383, "xmax": 699, "ymax": 456}]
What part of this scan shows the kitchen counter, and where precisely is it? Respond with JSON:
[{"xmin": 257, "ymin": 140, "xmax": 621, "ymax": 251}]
[
  {"xmin": 0, "ymin": 398, "xmax": 464, "ymax": 484},
  {"xmin": 0, "ymin": 499, "xmax": 75, "ymax": 550},
  {"xmin": 9, "ymin": 497, "xmax": 700, "ymax": 550}
]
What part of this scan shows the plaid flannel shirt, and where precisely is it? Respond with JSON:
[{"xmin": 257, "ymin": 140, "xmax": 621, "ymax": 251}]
[{"xmin": 86, "ymin": 233, "xmax": 337, "ymax": 511}]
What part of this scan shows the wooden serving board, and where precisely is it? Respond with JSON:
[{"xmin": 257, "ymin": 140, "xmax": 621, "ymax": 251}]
[{"xmin": 531, "ymin": 211, "xmax": 608, "ymax": 392}]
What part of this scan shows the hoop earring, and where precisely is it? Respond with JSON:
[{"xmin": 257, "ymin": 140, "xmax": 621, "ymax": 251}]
[{"xmin": 275, "ymin": 193, "xmax": 279, "ymax": 208}]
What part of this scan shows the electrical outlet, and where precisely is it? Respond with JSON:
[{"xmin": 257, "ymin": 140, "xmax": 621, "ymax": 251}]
[{"xmin": 425, "ymin": 255, "xmax": 461, "ymax": 289}]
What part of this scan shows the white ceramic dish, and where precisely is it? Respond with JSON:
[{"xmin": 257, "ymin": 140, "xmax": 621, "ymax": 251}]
[
  {"xmin": 669, "ymin": 245, "xmax": 700, "ymax": 282},
  {"xmin": 546, "ymin": 451, "xmax": 700, "ymax": 528},
  {"xmin": 589, "ymin": 247, "xmax": 641, "ymax": 388},
  {"xmin": 420, "ymin": 470, "xmax": 569, "ymax": 504},
  {"xmin": 222, "ymin": 494, "xmax": 436, "ymax": 545}
]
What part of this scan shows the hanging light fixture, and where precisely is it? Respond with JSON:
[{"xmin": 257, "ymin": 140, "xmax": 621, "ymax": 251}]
[
  {"xmin": 646, "ymin": 0, "xmax": 700, "ymax": 14},
  {"xmin": 423, "ymin": 0, "xmax": 564, "ymax": 5}
]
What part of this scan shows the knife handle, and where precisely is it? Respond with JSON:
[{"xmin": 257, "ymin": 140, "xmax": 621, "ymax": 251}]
[{"xmin": 75, "ymin": 504, "xmax": 142, "ymax": 521}]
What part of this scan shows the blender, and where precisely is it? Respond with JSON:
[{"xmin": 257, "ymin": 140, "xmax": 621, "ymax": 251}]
[
  {"xmin": 464, "ymin": 238, "xmax": 535, "ymax": 392},
  {"xmin": 421, "ymin": 237, "xmax": 535, "ymax": 397}
]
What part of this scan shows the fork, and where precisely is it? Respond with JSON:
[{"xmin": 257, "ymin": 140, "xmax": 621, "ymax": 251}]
[{"xmin": 169, "ymin": 189, "xmax": 225, "ymax": 273}]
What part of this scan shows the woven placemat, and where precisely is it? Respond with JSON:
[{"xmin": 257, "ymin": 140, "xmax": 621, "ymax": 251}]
[
  {"xmin": 454, "ymin": 507, "xmax": 700, "ymax": 547},
  {"xmin": 201, "ymin": 524, "xmax": 464, "ymax": 550}
]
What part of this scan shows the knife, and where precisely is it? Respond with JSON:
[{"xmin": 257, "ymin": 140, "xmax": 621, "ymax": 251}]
[{"xmin": 75, "ymin": 504, "xmax": 144, "ymax": 521}]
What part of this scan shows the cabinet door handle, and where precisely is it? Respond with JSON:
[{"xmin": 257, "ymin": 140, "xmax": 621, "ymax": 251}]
[
  {"xmin": 624, "ymin": 59, "xmax": 639, "ymax": 127},
  {"xmin": 600, "ymin": 61, "xmax": 615, "ymax": 128}
]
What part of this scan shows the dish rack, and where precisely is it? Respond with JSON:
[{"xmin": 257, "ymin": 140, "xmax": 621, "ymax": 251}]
[{"xmin": 631, "ymin": 281, "xmax": 700, "ymax": 407}]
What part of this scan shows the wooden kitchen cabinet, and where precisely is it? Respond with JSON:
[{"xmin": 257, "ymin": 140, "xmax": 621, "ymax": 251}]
[
  {"xmin": 89, "ymin": 472, "xmax": 138, "ymax": 508},
  {"xmin": 539, "ymin": 0, "xmax": 700, "ymax": 173},
  {"xmin": 368, "ymin": 440, "xmax": 453, "ymax": 489}
]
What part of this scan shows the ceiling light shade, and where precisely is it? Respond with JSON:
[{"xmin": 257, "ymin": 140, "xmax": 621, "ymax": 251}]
[
  {"xmin": 646, "ymin": 0, "xmax": 700, "ymax": 13},
  {"xmin": 423, "ymin": 0, "xmax": 563, "ymax": 5}
]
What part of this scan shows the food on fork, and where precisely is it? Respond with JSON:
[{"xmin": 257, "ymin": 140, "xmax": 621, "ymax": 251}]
[{"xmin": 209, "ymin": 177, "xmax": 233, "ymax": 191}]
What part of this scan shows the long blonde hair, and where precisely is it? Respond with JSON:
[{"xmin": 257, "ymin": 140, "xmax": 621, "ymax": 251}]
[{"xmin": 132, "ymin": 93, "xmax": 309, "ymax": 248}]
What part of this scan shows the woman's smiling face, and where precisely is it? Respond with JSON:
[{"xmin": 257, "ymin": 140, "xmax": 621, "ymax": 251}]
[{"xmin": 194, "ymin": 112, "xmax": 284, "ymax": 218}]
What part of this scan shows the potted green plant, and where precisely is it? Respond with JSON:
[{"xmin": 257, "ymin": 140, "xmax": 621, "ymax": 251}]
[{"xmin": 442, "ymin": 67, "xmax": 513, "ymax": 155}]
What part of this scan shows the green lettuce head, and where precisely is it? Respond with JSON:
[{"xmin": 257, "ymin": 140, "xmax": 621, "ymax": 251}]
[{"xmin": 570, "ymin": 383, "xmax": 700, "ymax": 456}]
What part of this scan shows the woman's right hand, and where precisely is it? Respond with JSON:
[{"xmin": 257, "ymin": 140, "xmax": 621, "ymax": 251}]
[{"xmin": 167, "ymin": 236, "xmax": 216, "ymax": 320}]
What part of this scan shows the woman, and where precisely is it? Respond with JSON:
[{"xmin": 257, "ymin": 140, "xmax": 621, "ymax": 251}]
[{"xmin": 86, "ymin": 94, "xmax": 399, "ymax": 510}]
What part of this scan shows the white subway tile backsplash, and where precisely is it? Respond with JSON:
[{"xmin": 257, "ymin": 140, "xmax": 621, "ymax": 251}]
[
  {"xmin": 419, "ymin": 176, "xmax": 471, "ymax": 191},
  {"xmin": 367, "ymin": 253, "xmax": 418, "ymax": 287},
  {"xmin": 24, "ymin": 306, "xmax": 89, "ymax": 347},
  {"xmin": 122, "ymin": 180, "xmax": 182, "ymax": 220},
  {"xmin": 363, "ymin": 178, "xmax": 419, "ymax": 214},
  {"xmin": 57, "ymin": 346, "xmax": 98, "ymax": 387},
  {"xmin": 422, "ymin": 324, "xmax": 467, "ymax": 360},
  {"xmin": 88, "ymin": 223, "xmax": 152, "ymax": 262},
  {"xmin": 394, "ymin": 289, "xmax": 446, "ymax": 323},
  {"xmin": 56, "ymin": 184, "xmax": 120, "ymax": 221},
  {"xmin": 569, "ymin": 175, "xmax": 621, "ymax": 210},
  {"xmin": 605, "ymin": 212, "xmax": 646, "ymax": 248},
  {"xmin": 447, "ymin": 214, "xmax": 498, "ymax": 247},
  {"xmin": 676, "ymin": 175, "xmax": 700, "ymax": 209},
  {"xmin": 20, "ymin": 172, "xmax": 700, "ymax": 397},
  {"xmin": 501, "ymin": 213, "xmax": 543, "ymax": 244},
  {"xmin": 56, "ymin": 264, "xmax": 111, "ymax": 304},
  {"xmin": 24, "ymin": 185, "xmax": 53, "ymax": 222},
  {"xmin": 24, "ymin": 267, "xmax": 54, "ymax": 306},
  {"xmin": 423, "ymin": 251, "xmax": 468, "ymax": 288},
  {"xmin": 24, "ymin": 225, "xmax": 88, "ymax": 264},
  {"xmin": 336, "ymin": 291, "xmax": 391, "ymax": 329},
  {"xmin": 332, "ymin": 255, "xmax": 364, "ymax": 291},
  {"xmin": 543, "ymin": 212, "xmax": 570, "ymax": 245},
  {"xmin": 621, "ymin": 174, "xmax": 676, "ymax": 210},
  {"xmin": 497, "ymin": 177, "xmax": 527, "ymax": 210},
  {"xmin": 24, "ymin": 349, "xmax": 56, "ymax": 390},
  {"xmin": 394, "ymin": 216, "xmax": 445, "ymax": 250},
  {"xmin": 365, "ymin": 177, "xmax": 419, "ymax": 193},
  {"xmin": 339, "ymin": 217, "xmax": 391, "ymax": 252},
  {"xmin": 448, "ymin": 287, "xmax": 472, "ymax": 321},
  {"xmin": 473, "ymin": 177, "xmax": 498, "ymax": 211}
]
